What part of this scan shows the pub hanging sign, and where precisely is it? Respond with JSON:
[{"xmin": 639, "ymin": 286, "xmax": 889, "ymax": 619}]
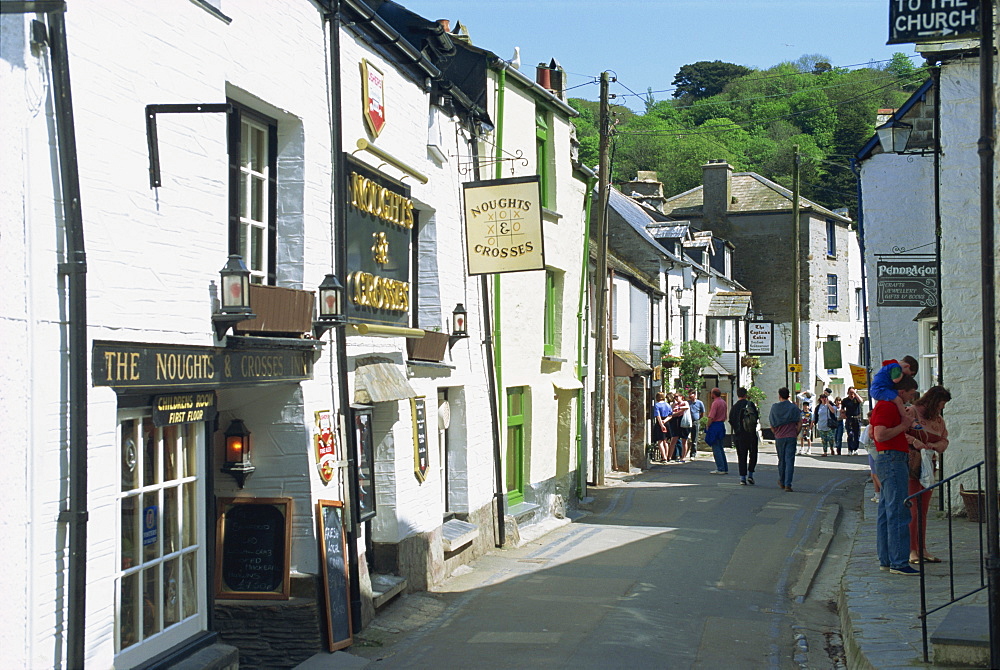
[
  {"xmin": 463, "ymin": 176, "xmax": 545, "ymax": 276},
  {"xmin": 875, "ymin": 257, "xmax": 938, "ymax": 307},
  {"xmin": 343, "ymin": 155, "xmax": 413, "ymax": 328}
]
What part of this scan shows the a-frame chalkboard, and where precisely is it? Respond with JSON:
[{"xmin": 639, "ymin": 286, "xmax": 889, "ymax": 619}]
[{"xmin": 316, "ymin": 500, "xmax": 352, "ymax": 651}]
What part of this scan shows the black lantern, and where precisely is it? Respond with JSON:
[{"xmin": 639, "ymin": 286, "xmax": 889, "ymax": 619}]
[
  {"xmin": 449, "ymin": 303, "xmax": 468, "ymax": 347},
  {"xmin": 222, "ymin": 419, "xmax": 255, "ymax": 488},
  {"xmin": 313, "ymin": 273, "xmax": 345, "ymax": 339},
  {"xmin": 876, "ymin": 118, "xmax": 913, "ymax": 154},
  {"xmin": 212, "ymin": 254, "xmax": 256, "ymax": 339}
]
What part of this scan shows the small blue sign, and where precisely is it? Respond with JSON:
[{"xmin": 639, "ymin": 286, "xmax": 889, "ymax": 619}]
[{"xmin": 142, "ymin": 505, "xmax": 158, "ymax": 547}]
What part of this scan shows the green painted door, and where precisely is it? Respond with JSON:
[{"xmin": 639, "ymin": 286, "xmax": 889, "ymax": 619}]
[{"xmin": 506, "ymin": 387, "xmax": 525, "ymax": 505}]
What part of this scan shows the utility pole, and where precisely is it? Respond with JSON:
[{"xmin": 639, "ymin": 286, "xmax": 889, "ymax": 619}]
[
  {"xmin": 791, "ymin": 145, "xmax": 801, "ymax": 393},
  {"xmin": 592, "ymin": 71, "xmax": 611, "ymax": 486}
]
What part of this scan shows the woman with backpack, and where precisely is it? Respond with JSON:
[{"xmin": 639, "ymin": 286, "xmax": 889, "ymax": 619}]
[
  {"xmin": 814, "ymin": 394, "xmax": 838, "ymax": 457},
  {"xmin": 729, "ymin": 387, "xmax": 759, "ymax": 485}
]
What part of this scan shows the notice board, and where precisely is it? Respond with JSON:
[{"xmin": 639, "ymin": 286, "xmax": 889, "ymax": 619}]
[
  {"xmin": 317, "ymin": 500, "xmax": 352, "ymax": 651},
  {"xmin": 215, "ymin": 497, "xmax": 292, "ymax": 599}
]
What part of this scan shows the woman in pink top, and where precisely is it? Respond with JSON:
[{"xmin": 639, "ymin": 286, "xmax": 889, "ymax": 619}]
[{"xmin": 906, "ymin": 386, "xmax": 951, "ymax": 564}]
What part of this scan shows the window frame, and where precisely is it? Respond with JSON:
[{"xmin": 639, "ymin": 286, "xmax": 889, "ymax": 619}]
[
  {"xmin": 505, "ymin": 387, "xmax": 527, "ymax": 506},
  {"xmin": 827, "ymin": 274, "xmax": 839, "ymax": 311},
  {"xmin": 228, "ymin": 101, "xmax": 277, "ymax": 285},
  {"xmin": 826, "ymin": 219, "xmax": 837, "ymax": 258},
  {"xmin": 535, "ymin": 108, "xmax": 552, "ymax": 209},
  {"xmin": 114, "ymin": 410, "xmax": 208, "ymax": 668},
  {"xmin": 543, "ymin": 269, "xmax": 561, "ymax": 356}
]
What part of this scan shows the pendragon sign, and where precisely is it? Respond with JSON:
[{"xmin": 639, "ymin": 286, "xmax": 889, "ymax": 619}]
[{"xmin": 876, "ymin": 257, "xmax": 938, "ymax": 307}]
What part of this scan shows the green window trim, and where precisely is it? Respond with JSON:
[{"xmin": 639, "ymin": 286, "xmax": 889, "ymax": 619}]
[
  {"xmin": 543, "ymin": 270, "xmax": 556, "ymax": 356},
  {"xmin": 535, "ymin": 108, "xmax": 551, "ymax": 209}
]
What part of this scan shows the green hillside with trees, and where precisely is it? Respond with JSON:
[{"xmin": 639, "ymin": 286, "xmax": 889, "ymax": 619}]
[{"xmin": 570, "ymin": 53, "xmax": 926, "ymax": 217}]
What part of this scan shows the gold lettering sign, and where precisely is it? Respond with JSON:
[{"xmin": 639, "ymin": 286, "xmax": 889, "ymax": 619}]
[
  {"xmin": 92, "ymin": 342, "xmax": 316, "ymax": 390},
  {"xmin": 349, "ymin": 172, "xmax": 414, "ymax": 229}
]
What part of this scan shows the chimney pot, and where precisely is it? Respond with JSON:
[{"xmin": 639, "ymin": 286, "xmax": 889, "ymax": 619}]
[
  {"xmin": 536, "ymin": 64, "xmax": 552, "ymax": 90},
  {"xmin": 437, "ymin": 19, "xmax": 450, "ymax": 32}
]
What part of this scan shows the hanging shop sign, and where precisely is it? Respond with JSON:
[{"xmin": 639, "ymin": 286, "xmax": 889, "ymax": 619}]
[
  {"xmin": 849, "ymin": 363, "xmax": 869, "ymax": 389},
  {"xmin": 875, "ymin": 257, "xmax": 938, "ymax": 307},
  {"xmin": 151, "ymin": 391, "xmax": 218, "ymax": 427},
  {"xmin": 314, "ymin": 410, "xmax": 339, "ymax": 485},
  {"xmin": 888, "ymin": 0, "xmax": 980, "ymax": 45},
  {"xmin": 361, "ymin": 59, "xmax": 386, "ymax": 137},
  {"xmin": 746, "ymin": 321, "xmax": 774, "ymax": 356},
  {"xmin": 343, "ymin": 155, "xmax": 413, "ymax": 328},
  {"xmin": 92, "ymin": 341, "xmax": 315, "ymax": 391},
  {"xmin": 410, "ymin": 397, "xmax": 429, "ymax": 483},
  {"xmin": 463, "ymin": 176, "xmax": 545, "ymax": 275}
]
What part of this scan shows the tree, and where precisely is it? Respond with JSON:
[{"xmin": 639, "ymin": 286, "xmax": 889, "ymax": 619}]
[
  {"xmin": 677, "ymin": 341, "xmax": 722, "ymax": 392},
  {"xmin": 671, "ymin": 60, "xmax": 752, "ymax": 100}
]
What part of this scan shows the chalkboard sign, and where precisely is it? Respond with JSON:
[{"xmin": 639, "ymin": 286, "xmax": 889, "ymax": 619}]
[
  {"xmin": 411, "ymin": 396, "xmax": 429, "ymax": 482},
  {"xmin": 215, "ymin": 497, "xmax": 292, "ymax": 600},
  {"xmin": 317, "ymin": 500, "xmax": 352, "ymax": 651}
]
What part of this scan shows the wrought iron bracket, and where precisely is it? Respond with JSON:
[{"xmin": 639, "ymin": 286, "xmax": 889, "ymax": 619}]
[{"xmin": 146, "ymin": 103, "xmax": 232, "ymax": 188}]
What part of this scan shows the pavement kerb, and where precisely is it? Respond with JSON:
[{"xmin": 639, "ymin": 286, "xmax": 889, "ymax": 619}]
[{"xmin": 790, "ymin": 503, "xmax": 841, "ymax": 600}]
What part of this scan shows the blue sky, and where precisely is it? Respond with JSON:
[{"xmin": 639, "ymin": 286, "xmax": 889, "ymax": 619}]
[{"xmin": 402, "ymin": 0, "xmax": 918, "ymax": 110}]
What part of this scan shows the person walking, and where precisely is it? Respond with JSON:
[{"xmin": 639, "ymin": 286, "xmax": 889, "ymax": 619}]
[
  {"xmin": 669, "ymin": 392, "xmax": 691, "ymax": 462},
  {"xmin": 687, "ymin": 391, "xmax": 705, "ymax": 458},
  {"xmin": 652, "ymin": 392, "xmax": 672, "ymax": 463},
  {"xmin": 798, "ymin": 401, "xmax": 813, "ymax": 455},
  {"xmin": 729, "ymin": 387, "xmax": 759, "ymax": 485},
  {"xmin": 832, "ymin": 396, "xmax": 845, "ymax": 455},
  {"xmin": 770, "ymin": 387, "xmax": 801, "ymax": 491},
  {"xmin": 842, "ymin": 387, "xmax": 863, "ymax": 454},
  {"xmin": 705, "ymin": 388, "xmax": 728, "ymax": 474},
  {"xmin": 872, "ymin": 375, "xmax": 922, "ymax": 575},
  {"xmin": 813, "ymin": 394, "xmax": 837, "ymax": 457}
]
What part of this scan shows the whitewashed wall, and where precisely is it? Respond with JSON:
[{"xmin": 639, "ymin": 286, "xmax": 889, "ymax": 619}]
[
  {"xmin": 937, "ymin": 58, "xmax": 998, "ymax": 478},
  {"xmin": 859, "ymin": 152, "xmax": 935, "ymax": 372}
]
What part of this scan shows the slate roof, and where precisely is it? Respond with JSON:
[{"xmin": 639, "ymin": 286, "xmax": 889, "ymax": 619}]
[
  {"xmin": 664, "ymin": 173, "xmax": 851, "ymax": 223},
  {"xmin": 706, "ymin": 291, "xmax": 752, "ymax": 318}
]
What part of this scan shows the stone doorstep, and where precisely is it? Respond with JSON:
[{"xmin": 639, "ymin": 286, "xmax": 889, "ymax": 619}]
[
  {"xmin": 370, "ymin": 573, "xmax": 407, "ymax": 610},
  {"xmin": 930, "ymin": 604, "xmax": 990, "ymax": 667},
  {"xmin": 506, "ymin": 501, "xmax": 541, "ymax": 525},
  {"xmin": 441, "ymin": 518, "xmax": 479, "ymax": 553}
]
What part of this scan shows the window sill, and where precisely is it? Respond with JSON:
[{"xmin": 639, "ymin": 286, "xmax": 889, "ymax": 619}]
[
  {"xmin": 541, "ymin": 207, "xmax": 562, "ymax": 223},
  {"xmin": 542, "ymin": 355, "xmax": 567, "ymax": 363}
]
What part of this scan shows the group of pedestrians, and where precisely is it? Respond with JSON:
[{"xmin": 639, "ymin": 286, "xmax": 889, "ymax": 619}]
[{"xmin": 652, "ymin": 390, "xmax": 703, "ymax": 463}]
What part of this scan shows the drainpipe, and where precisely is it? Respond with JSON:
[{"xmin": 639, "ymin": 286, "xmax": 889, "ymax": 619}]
[
  {"xmin": 44, "ymin": 8, "xmax": 90, "ymax": 668},
  {"xmin": 849, "ymin": 158, "xmax": 873, "ymax": 410},
  {"xmin": 931, "ymin": 64, "xmax": 943, "ymax": 387},
  {"xmin": 575, "ymin": 173, "xmax": 595, "ymax": 498},
  {"xmin": 487, "ymin": 64, "xmax": 508, "ymax": 545},
  {"xmin": 322, "ymin": 2, "xmax": 363, "ymax": 632}
]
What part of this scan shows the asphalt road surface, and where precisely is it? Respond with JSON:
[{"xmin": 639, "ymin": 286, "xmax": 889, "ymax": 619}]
[{"xmin": 348, "ymin": 445, "xmax": 870, "ymax": 669}]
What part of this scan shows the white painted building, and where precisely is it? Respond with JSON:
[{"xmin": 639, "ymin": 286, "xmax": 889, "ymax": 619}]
[{"xmin": 857, "ymin": 44, "xmax": 1000, "ymax": 493}]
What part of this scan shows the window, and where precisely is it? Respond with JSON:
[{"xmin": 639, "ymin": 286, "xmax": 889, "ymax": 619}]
[
  {"xmin": 707, "ymin": 318, "xmax": 735, "ymax": 351},
  {"xmin": 826, "ymin": 219, "xmax": 837, "ymax": 257},
  {"xmin": 918, "ymin": 319, "xmax": 939, "ymax": 390},
  {"xmin": 535, "ymin": 108, "xmax": 552, "ymax": 209},
  {"xmin": 505, "ymin": 387, "xmax": 526, "ymax": 506},
  {"xmin": 115, "ymin": 413, "xmax": 206, "ymax": 667},
  {"xmin": 827, "ymin": 274, "xmax": 839, "ymax": 311},
  {"xmin": 680, "ymin": 306, "xmax": 690, "ymax": 343},
  {"xmin": 543, "ymin": 270, "xmax": 557, "ymax": 356},
  {"xmin": 229, "ymin": 102, "xmax": 277, "ymax": 284},
  {"xmin": 854, "ymin": 287, "xmax": 863, "ymax": 321}
]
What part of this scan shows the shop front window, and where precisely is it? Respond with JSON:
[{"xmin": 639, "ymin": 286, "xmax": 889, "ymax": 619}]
[{"xmin": 116, "ymin": 412, "xmax": 207, "ymax": 667}]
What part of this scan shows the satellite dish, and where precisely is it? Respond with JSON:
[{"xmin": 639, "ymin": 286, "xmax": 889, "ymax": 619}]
[{"xmin": 438, "ymin": 400, "xmax": 451, "ymax": 430}]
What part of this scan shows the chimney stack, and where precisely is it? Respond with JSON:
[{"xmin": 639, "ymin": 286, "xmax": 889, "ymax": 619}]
[{"xmin": 702, "ymin": 160, "xmax": 732, "ymax": 223}]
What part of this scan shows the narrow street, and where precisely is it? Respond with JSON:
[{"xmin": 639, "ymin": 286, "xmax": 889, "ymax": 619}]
[{"xmin": 342, "ymin": 447, "xmax": 870, "ymax": 669}]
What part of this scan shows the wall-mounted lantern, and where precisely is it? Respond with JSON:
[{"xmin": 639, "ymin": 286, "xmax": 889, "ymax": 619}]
[
  {"xmin": 212, "ymin": 254, "xmax": 256, "ymax": 339},
  {"xmin": 222, "ymin": 419, "xmax": 254, "ymax": 488},
  {"xmin": 313, "ymin": 273, "xmax": 345, "ymax": 339},
  {"xmin": 449, "ymin": 303, "xmax": 468, "ymax": 348},
  {"xmin": 876, "ymin": 118, "xmax": 913, "ymax": 154}
]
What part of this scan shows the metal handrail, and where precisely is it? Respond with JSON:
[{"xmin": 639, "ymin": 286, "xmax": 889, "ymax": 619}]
[{"xmin": 904, "ymin": 459, "xmax": 987, "ymax": 662}]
